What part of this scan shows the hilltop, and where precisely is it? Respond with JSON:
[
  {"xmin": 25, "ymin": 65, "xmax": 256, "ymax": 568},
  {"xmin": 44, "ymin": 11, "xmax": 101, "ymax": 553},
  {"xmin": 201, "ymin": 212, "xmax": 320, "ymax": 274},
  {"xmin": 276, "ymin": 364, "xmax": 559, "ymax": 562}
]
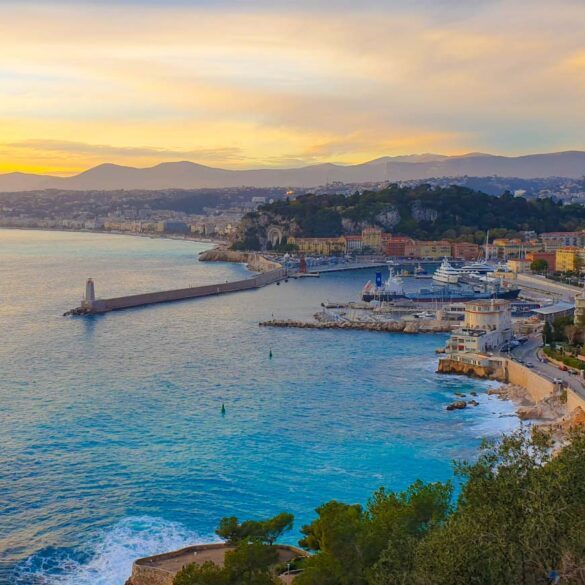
[{"xmin": 234, "ymin": 184, "xmax": 585, "ymax": 250}]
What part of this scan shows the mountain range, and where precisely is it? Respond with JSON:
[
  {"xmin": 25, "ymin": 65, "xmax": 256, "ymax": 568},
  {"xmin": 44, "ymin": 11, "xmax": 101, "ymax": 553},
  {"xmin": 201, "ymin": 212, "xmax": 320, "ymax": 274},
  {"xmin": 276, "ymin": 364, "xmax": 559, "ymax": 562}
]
[{"xmin": 1, "ymin": 151, "xmax": 583, "ymax": 192}]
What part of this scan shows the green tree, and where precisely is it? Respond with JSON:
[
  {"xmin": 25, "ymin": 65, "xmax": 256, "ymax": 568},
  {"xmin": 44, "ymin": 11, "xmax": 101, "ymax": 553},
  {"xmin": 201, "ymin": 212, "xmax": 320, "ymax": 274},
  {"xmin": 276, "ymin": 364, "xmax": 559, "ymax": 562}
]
[
  {"xmin": 414, "ymin": 428, "xmax": 585, "ymax": 585},
  {"xmin": 174, "ymin": 561, "xmax": 230, "ymax": 585},
  {"xmin": 530, "ymin": 259, "xmax": 548, "ymax": 273},
  {"xmin": 543, "ymin": 320, "xmax": 554, "ymax": 345},
  {"xmin": 216, "ymin": 513, "xmax": 294, "ymax": 545},
  {"xmin": 224, "ymin": 540, "xmax": 279, "ymax": 585}
]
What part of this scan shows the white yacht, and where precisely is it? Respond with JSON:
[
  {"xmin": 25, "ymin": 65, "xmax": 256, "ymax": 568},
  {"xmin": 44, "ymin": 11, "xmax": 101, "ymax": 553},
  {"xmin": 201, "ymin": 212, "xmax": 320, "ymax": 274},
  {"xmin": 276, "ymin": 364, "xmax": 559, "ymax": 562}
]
[
  {"xmin": 459, "ymin": 261, "xmax": 495, "ymax": 275},
  {"xmin": 432, "ymin": 258, "xmax": 461, "ymax": 284}
]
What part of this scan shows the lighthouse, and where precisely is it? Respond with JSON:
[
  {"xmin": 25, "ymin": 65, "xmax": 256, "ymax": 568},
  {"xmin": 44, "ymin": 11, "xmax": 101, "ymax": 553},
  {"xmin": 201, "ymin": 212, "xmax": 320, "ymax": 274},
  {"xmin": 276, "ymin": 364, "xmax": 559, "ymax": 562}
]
[{"xmin": 82, "ymin": 278, "xmax": 96, "ymax": 309}]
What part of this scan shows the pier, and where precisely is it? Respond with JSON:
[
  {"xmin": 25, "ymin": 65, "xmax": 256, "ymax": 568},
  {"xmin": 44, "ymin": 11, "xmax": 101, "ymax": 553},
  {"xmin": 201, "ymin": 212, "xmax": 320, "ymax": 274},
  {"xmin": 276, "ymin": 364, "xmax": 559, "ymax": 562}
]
[
  {"xmin": 307, "ymin": 261, "xmax": 388, "ymax": 274},
  {"xmin": 66, "ymin": 268, "xmax": 287, "ymax": 315}
]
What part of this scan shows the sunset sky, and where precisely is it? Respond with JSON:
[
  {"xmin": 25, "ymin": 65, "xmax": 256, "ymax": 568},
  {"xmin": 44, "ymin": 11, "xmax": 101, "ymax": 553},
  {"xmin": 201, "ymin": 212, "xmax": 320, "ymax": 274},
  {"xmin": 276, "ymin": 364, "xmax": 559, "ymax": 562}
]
[{"xmin": 1, "ymin": 0, "xmax": 584, "ymax": 175}]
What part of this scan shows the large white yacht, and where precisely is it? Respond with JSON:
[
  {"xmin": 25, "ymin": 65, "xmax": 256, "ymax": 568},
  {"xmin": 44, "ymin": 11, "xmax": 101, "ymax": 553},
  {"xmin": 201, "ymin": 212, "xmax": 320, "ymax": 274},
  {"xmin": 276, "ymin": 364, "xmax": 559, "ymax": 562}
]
[{"xmin": 432, "ymin": 258, "xmax": 461, "ymax": 284}]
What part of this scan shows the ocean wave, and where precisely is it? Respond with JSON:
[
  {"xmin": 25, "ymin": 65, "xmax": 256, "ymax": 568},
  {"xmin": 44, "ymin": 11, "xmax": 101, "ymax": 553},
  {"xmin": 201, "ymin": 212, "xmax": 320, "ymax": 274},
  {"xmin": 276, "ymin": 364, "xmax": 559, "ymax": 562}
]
[{"xmin": 12, "ymin": 516, "xmax": 209, "ymax": 585}]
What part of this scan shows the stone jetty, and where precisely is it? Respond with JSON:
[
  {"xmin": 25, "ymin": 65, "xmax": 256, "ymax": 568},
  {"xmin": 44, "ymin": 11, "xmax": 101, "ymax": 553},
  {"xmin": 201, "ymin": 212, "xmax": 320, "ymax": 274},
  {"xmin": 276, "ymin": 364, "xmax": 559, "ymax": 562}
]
[{"xmin": 259, "ymin": 319, "xmax": 454, "ymax": 334}]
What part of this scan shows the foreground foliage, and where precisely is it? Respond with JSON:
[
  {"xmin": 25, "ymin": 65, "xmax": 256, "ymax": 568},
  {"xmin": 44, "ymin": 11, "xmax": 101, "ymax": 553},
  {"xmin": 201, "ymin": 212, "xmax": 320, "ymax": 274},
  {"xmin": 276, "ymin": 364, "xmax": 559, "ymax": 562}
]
[{"xmin": 297, "ymin": 428, "xmax": 585, "ymax": 585}]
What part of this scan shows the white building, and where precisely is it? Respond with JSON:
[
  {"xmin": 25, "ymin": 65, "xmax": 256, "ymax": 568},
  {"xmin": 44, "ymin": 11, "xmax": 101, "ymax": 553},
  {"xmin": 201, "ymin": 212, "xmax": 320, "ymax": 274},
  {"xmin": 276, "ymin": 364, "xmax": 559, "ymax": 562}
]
[{"xmin": 445, "ymin": 299, "xmax": 513, "ymax": 354}]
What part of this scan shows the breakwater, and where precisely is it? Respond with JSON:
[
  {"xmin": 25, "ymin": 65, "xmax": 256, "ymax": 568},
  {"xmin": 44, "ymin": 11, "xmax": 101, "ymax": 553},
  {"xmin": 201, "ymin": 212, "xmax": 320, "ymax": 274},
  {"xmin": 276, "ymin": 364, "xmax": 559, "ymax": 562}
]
[
  {"xmin": 259, "ymin": 318, "xmax": 454, "ymax": 334},
  {"xmin": 66, "ymin": 268, "xmax": 287, "ymax": 315}
]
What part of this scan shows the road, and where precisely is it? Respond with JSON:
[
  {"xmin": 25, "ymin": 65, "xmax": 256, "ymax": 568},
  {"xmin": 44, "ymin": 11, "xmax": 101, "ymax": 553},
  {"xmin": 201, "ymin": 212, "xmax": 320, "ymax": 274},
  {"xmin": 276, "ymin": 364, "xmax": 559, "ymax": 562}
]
[{"xmin": 506, "ymin": 334, "xmax": 585, "ymax": 398}]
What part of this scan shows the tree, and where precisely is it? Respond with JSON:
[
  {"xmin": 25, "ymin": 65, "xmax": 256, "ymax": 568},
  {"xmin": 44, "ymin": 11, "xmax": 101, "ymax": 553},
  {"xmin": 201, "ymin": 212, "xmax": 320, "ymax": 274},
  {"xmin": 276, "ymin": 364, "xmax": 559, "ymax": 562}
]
[
  {"xmin": 543, "ymin": 320, "xmax": 554, "ymax": 345},
  {"xmin": 174, "ymin": 561, "xmax": 230, "ymax": 585},
  {"xmin": 216, "ymin": 513, "xmax": 294, "ymax": 545},
  {"xmin": 530, "ymin": 259, "xmax": 548, "ymax": 273}
]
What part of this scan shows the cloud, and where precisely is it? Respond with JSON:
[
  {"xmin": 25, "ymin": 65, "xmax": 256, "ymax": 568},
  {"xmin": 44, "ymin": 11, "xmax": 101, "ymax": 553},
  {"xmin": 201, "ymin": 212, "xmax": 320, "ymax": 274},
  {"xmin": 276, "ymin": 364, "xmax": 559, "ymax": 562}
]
[
  {"xmin": 0, "ymin": 0, "xmax": 583, "ymax": 174},
  {"xmin": 6, "ymin": 139, "xmax": 245, "ymax": 162}
]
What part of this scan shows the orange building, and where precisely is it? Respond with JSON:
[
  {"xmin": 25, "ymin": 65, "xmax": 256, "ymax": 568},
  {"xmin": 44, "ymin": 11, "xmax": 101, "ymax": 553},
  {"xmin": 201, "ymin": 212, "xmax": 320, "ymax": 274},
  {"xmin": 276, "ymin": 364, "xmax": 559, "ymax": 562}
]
[
  {"xmin": 384, "ymin": 236, "xmax": 415, "ymax": 257},
  {"xmin": 451, "ymin": 242, "xmax": 480, "ymax": 261},
  {"xmin": 525, "ymin": 251, "xmax": 556, "ymax": 272}
]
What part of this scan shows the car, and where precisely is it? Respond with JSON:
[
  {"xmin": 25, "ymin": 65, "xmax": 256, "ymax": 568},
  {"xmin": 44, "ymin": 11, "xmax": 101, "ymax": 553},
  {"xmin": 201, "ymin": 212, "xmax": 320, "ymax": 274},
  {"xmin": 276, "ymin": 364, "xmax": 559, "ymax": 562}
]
[
  {"xmin": 525, "ymin": 363, "xmax": 535, "ymax": 368},
  {"xmin": 559, "ymin": 365, "xmax": 568, "ymax": 371}
]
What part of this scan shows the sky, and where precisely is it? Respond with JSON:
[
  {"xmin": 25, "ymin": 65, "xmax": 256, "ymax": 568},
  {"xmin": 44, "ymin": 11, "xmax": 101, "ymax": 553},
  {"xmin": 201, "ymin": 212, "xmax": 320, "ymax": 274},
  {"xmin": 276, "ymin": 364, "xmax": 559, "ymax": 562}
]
[{"xmin": 0, "ymin": 0, "xmax": 583, "ymax": 175}]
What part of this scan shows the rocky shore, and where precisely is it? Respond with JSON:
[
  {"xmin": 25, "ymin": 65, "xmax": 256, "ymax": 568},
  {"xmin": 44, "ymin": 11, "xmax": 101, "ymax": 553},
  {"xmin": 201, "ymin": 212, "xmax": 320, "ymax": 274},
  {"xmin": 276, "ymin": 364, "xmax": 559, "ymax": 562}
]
[
  {"xmin": 259, "ymin": 318, "xmax": 454, "ymax": 334},
  {"xmin": 199, "ymin": 248, "xmax": 282, "ymax": 273}
]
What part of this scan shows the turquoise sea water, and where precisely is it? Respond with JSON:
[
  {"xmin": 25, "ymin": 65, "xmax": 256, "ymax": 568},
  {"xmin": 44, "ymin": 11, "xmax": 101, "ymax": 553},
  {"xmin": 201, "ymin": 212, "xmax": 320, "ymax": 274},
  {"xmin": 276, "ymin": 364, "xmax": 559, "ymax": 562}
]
[{"xmin": 0, "ymin": 229, "xmax": 518, "ymax": 585}]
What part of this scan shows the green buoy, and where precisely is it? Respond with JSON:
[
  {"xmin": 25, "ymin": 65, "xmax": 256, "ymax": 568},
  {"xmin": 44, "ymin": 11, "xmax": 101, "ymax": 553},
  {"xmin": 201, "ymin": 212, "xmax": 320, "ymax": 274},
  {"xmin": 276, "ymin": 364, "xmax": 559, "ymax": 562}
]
[{"xmin": 221, "ymin": 403, "xmax": 226, "ymax": 416}]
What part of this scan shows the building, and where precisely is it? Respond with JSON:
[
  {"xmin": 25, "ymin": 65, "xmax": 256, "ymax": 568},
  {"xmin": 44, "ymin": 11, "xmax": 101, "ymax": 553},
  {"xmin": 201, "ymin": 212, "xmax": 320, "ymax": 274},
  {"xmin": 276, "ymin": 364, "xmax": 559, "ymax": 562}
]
[
  {"xmin": 445, "ymin": 299, "xmax": 513, "ymax": 354},
  {"xmin": 344, "ymin": 235, "xmax": 363, "ymax": 254},
  {"xmin": 384, "ymin": 236, "xmax": 415, "ymax": 257},
  {"xmin": 361, "ymin": 227, "xmax": 383, "ymax": 252},
  {"xmin": 575, "ymin": 292, "xmax": 585, "ymax": 327},
  {"xmin": 533, "ymin": 302, "xmax": 575, "ymax": 325},
  {"xmin": 406, "ymin": 240, "xmax": 452, "ymax": 259},
  {"xmin": 555, "ymin": 246, "xmax": 585, "ymax": 273},
  {"xmin": 507, "ymin": 259, "xmax": 531, "ymax": 273},
  {"xmin": 451, "ymin": 242, "xmax": 480, "ymax": 261},
  {"xmin": 541, "ymin": 231, "xmax": 585, "ymax": 252},
  {"xmin": 525, "ymin": 251, "xmax": 556, "ymax": 272},
  {"xmin": 287, "ymin": 236, "xmax": 346, "ymax": 255}
]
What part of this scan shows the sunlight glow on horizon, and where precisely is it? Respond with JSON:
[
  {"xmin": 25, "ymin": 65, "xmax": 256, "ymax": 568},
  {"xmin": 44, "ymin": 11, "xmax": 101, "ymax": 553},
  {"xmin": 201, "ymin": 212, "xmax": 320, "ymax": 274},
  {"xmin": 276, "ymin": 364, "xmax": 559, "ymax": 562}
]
[{"xmin": 0, "ymin": 0, "xmax": 583, "ymax": 175}]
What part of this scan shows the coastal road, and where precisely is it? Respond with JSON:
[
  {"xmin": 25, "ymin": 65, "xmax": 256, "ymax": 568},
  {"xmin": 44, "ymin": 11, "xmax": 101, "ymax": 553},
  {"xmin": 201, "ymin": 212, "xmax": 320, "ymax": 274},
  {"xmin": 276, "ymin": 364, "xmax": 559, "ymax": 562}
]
[{"xmin": 508, "ymin": 334, "xmax": 585, "ymax": 399}]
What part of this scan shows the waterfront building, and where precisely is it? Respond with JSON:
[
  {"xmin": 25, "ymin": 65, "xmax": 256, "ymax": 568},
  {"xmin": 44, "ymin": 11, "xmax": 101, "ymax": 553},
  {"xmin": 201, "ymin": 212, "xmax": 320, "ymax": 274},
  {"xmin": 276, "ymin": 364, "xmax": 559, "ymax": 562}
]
[
  {"xmin": 406, "ymin": 240, "xmax": 452, "ymax": 259},
  {"xmin": 445, "ymin": 299, "xmax": 513, "ymax": 354},
  {"xmin": 541, "ymin": 231, "xmax": 585, "ymax": 252},
  {"xmin": 361, "ymin": 227, "xmax": 384, "ymax": 252},
  {"xmin": 507, "ymin": 259, "xmax": 531, "ymax": 273},
  {"xmin": 384, "ymin": 236, "xmax": 415, "ymax": 257},
  {"xmin": 526, "ymin": 251, "xmax": 556, "ymax": 271},
  {"xmin": 344, "ymin": 235, "xmax": 363, "ymax": 254},
  {"xmin": 287, "ymin": 236, "xmax": 346, "ymax": 255},
  {"xmin": 451, "ymin": 242, "xmax": 480, "ymax": 261},
  {"xmin": 555, "ymin": 246, "xmax": 585, "ymax": 273},
  {"xmin": 533, "ymin": 302, "xmax": 575, "ymax": 325}
]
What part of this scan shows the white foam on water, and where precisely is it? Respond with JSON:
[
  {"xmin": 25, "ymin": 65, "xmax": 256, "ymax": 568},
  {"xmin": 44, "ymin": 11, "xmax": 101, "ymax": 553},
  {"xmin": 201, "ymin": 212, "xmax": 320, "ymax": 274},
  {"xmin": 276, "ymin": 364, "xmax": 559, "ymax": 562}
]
[{"xmin": 14, "ymin": 516, "xmax": 211, "ymax": 585}]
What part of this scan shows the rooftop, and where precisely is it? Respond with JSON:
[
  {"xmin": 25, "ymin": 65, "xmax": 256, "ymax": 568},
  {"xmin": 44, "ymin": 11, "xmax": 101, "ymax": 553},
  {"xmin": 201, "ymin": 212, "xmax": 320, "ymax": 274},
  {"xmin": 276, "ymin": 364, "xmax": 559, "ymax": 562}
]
[{"xmin": 533, "ymin": 302, "xmax": 575, "ymax": 315}]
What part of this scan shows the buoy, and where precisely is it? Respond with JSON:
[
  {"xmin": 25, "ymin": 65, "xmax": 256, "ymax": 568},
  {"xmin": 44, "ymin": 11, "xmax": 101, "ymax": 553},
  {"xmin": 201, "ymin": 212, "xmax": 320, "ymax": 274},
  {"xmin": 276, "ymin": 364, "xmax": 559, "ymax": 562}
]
[
  {"xmin": 221, "ymin": 403, "xmax": 226, "ymax": 416},
  {"xmin": 269, "ymin": 349, "xmax": 273, "ymax": 359}
]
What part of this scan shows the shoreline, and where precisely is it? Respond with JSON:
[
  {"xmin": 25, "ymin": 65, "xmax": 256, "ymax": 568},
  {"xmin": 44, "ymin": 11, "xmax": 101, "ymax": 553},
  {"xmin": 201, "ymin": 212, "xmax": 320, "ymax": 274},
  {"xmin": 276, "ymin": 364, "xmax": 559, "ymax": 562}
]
[{"xmin": 0, "ymin": 224, "xmax": 228, "ymax": 248}]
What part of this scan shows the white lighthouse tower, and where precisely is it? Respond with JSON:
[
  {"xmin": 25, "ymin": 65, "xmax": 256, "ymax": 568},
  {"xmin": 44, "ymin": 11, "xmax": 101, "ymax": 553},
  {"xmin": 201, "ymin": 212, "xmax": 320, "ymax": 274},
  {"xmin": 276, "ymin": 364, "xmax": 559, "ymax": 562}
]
[{"xmin": 81, "ymin": 278, "xmax": 96, "ymax": 310}]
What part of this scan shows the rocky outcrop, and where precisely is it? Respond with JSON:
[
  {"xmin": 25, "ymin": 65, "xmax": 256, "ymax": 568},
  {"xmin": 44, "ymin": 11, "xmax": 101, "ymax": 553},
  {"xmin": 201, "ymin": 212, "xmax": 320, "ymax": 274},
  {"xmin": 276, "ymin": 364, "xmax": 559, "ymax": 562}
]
[
  {"xmin": 437, "ymin": 358, "xmax": 495, "ymax": 379},
  {"xmin": 199, "ymin": 249, "xmax": 281, "ymax": 273},
  {"xmin": 447, "ymin": 400, "xmax": 467, "ymax": 411}
]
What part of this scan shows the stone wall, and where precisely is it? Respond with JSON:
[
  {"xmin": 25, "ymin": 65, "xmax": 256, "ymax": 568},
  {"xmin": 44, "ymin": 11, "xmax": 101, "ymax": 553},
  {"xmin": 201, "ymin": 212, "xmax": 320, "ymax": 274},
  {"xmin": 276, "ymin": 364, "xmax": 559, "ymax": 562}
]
[{"xmin": 505, "ymin": 360, "xmax": 556, "ymax": 402}]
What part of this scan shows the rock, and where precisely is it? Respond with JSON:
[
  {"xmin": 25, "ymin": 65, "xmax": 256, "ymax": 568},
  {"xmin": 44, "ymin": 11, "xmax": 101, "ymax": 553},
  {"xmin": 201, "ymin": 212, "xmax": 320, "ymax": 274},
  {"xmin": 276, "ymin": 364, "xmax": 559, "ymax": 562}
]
[
  {"xmin": 487, "ymin": 388, "xmax": 501, "ymax": 396},
  {"xmin": 470, "ymin": 391, "xmax": 478, "ymax": 397},
  {"xmin": 454, "ymin": 392, "xmax": 466, "ymax": 398},
  {"xmin": 467, "ymin": 400, "xmax": 479, "ymax": 407},
  {"xmin": 446, "ymin": 400, "xmax": 467, "ymax": 411}
]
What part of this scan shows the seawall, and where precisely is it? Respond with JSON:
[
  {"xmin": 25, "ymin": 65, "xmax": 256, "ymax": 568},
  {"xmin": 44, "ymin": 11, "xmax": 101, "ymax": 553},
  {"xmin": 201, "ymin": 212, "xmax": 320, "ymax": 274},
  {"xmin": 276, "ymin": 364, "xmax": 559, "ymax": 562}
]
[
  {"xmin": 68, "ymin": 268, "xmax": 287, "ymax": 315},
  {"xmin": 438, "ymin": 356, "xmax": 555, "ymax": 402},
  {"xmin": 260, "ymin": 319, "xmax": 455, "ymax": 334}
]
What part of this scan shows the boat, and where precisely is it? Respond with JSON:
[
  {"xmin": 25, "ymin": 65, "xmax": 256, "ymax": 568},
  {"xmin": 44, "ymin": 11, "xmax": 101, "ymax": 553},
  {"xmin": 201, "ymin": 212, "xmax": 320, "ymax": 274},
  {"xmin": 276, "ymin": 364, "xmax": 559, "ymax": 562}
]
[
  {"xmin": 414, "ymin": 263, "xmax": 432, "ymax": 279},
  {"xmin": 362, "ymin": 269, "xmax": 520, "ymax": 303},
  {"xmin": 459, "ymin": 261, "xmax": 495, "ymax": 275},
  {"xmin": 432, "ymin": 258, "xmax": 461, "ymax": 284}
]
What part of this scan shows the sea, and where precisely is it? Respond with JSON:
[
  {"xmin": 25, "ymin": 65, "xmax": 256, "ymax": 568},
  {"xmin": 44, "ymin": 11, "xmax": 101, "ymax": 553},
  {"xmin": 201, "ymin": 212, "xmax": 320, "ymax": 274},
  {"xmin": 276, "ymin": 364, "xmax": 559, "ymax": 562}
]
[{"xmin": 0, "ymin": 229, "xmax": 518, "ymax": 585}]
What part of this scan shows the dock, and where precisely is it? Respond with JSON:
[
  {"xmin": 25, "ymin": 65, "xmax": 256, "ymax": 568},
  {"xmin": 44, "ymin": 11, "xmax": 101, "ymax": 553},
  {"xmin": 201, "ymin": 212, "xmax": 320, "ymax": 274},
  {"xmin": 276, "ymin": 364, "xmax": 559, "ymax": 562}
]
[
  {"xmin": 66, "ymin": 268, "xmax": 287, "ymax": 315},
  {"xmin": 307, "ymin": 261, "xmax": 388, "ymax": 274}
]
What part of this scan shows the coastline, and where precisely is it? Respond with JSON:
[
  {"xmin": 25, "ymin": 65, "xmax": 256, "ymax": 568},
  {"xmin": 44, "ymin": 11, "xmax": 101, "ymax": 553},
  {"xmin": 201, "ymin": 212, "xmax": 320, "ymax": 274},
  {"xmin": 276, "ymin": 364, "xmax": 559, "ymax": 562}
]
[{"xmin": 0, "ymin": 224, "xmax": 228, "ymax": 248}]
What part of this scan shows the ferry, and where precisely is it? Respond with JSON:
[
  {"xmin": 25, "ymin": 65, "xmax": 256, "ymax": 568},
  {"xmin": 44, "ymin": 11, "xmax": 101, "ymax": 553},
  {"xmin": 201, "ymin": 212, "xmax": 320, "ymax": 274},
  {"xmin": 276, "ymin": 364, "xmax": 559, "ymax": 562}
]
[
  {"xmin": 432, "ymin": 258, "xmax": 461, "ymax": 284},
  {"xmin": 362, "ymin": 269, "xmax": 520, "ymax": 303}
]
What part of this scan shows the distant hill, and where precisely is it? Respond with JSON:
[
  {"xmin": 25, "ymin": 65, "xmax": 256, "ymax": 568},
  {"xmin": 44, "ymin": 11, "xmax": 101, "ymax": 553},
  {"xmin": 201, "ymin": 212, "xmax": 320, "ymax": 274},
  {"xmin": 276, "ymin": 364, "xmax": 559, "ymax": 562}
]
[{"xmin": 0, "ymin": 151, "xmax": 583, "ymax": 192}]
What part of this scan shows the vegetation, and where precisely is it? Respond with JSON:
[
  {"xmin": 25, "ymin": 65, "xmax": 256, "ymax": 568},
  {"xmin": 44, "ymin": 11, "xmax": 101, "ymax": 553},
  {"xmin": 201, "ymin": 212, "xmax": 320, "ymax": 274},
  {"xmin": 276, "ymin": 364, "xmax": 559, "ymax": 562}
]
[
  {"xmin": 216, "ymin": 513, "xmax": 294, "ymax": 545},
  {"xmin": 296, "ymin": 428, "xmax": 585, "ymax": 585},
  {"xmin": 174, "ymin": 540, "xmax": 280, "ymax": 585},
  {"xmin": 234, "ymin": 185, "xmax": 585, "ymax": 250},
  {"xmin": 530, "ymin": 259, "xmax": 549, "ymax": 273},
  {"xmin": 175, "ymin": 430, "xmax": 585, "ymax": 585}
]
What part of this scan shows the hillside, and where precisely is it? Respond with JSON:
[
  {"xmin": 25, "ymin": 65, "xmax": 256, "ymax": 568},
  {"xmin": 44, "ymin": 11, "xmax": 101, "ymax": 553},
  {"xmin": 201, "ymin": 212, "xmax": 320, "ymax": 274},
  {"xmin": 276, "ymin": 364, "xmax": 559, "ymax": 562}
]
[
  {"xmin": 234, "ymin": 184, "xmax": 585, "ymax": 250},
  {"xmin": 0, "ymin": 151, "xmax": 583, "ymax": 192}
]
